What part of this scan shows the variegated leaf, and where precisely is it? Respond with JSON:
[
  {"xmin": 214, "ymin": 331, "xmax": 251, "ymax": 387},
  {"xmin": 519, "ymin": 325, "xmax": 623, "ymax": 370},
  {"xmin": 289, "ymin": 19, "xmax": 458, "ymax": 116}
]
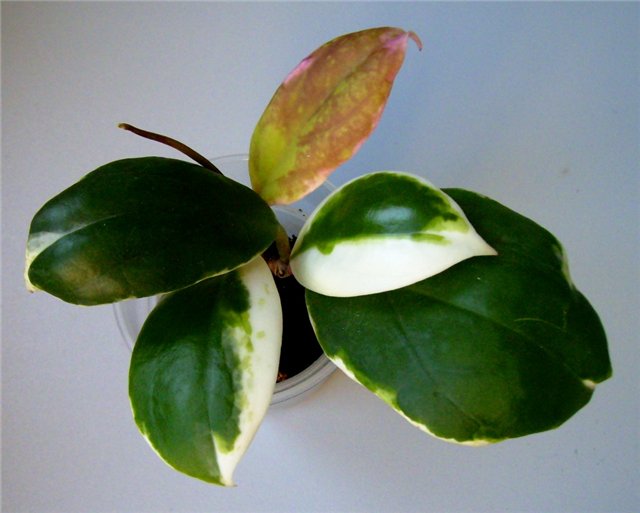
[
  {"xmin": 249, "ymin": 27, "xmax": 422, "ymax": 205},
  {"xmin": 25, "ymin": 157, "xmax": 278, "ymax": 305},
  {"xmin": 129, "ymin": 257, "xmax": 282, "ymax": 486},
  {"xmin": 306, "ymin": 189, "xmax": 611, "ymax": 444},
  {"xmin": 290, "ymin": 172, "xmax": 496, "ymax": 297}
]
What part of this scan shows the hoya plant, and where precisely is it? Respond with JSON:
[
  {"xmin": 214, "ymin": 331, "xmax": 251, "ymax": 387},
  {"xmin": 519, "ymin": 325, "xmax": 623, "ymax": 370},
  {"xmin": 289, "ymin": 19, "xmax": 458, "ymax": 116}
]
[{"xmin": 25, "ymin": 27, "xmax": 611, "ymax": 486}]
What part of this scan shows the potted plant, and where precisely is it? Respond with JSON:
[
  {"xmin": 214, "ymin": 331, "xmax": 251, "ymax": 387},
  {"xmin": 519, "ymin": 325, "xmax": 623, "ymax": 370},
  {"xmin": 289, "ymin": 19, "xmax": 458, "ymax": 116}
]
[{"xmin": 24, "ymin": 27, "xmax": 611, "ymax": 486}]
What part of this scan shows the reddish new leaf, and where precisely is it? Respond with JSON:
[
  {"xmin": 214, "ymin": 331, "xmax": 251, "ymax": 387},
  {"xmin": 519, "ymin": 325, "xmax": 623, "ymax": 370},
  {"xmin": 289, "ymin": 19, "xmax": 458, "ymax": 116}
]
[{"xmin": 249, "ymin": 27, "xmax": 422, "ymax": 205}]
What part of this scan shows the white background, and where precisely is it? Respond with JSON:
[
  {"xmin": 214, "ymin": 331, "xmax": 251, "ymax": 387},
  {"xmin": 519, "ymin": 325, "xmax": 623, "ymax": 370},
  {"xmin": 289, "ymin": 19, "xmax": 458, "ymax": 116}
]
[{"xmin": 2, "ymin": 2, "xmax": 638, "ymax": 512}]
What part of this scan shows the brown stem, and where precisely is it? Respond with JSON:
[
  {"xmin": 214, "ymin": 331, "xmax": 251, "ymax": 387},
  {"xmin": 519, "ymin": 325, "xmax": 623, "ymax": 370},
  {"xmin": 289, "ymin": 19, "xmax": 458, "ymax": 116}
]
[
  {"xmin": 118, "ymin": 123, "xmax": 223, "ymax": 175},
  {"xmin": 263, "ymin": 225, "xmax": 294, "ymax": 278},
  {"xmin": 273, "ymin": 225, "xmax": 293, "ymax": 277}
]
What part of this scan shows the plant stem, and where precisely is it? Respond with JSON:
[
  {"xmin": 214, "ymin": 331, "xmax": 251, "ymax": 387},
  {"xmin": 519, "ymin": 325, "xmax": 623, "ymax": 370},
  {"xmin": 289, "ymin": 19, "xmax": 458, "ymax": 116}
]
[
  {"xmin": 118, "ymin": 123, "xmax": 223, "ymax": 175},
  {"xmin": 271, "ymin": 225, "xmax": 293, "ymax": 278}
]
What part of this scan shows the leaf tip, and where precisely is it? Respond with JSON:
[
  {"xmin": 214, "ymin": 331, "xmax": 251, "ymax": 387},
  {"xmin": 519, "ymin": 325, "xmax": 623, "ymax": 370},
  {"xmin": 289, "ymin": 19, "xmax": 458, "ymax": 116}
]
[{"xmin": 408, "ymin": 30, "xmax": 423, "ymax": 51}]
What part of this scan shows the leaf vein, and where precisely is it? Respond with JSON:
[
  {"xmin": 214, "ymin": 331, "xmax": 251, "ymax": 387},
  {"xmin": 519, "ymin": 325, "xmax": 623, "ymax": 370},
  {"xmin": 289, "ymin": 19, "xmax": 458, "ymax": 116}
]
[
  {"xmin": 407, "ymin": 287, "xmax": 587, "ymax": 387},
  {"xmin": 385, "ymin": 294, "xmax": 485, "ymax": 432}
]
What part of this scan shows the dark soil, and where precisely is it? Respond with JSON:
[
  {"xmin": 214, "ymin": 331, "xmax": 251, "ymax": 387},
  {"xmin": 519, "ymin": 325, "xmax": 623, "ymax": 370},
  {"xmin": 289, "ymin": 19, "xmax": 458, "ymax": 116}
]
[{"xmin": 262, "ymin": 239, "xmax": 323, "ymax": 382}]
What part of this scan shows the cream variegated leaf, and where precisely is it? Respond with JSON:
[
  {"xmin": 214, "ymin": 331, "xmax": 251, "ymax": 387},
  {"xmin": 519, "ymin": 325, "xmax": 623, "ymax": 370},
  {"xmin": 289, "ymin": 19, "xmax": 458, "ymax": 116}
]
[
  {"xmin": 25, "ymin": 157, "xmax": 278, "ymax": 305},
  {"xmin": 306, "ymin": 189, "xmax": 611, "ymax": 444},
  {"xmin": 129, "ymin": 257, "xmax": 282, "ymax": 486},
  {"xmin": 291, "ymin": 172, "xmax": 496, "ymax": 297}
]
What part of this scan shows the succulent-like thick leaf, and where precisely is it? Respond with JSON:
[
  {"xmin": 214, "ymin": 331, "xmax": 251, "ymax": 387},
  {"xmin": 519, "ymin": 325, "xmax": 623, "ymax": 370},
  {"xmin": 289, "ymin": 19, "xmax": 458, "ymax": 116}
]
[
  {"xmin": 249, "ymin": 27, "xmax": 422, "ymax": 205},
  {"xmin": 290, "ymin": 172, "xmax": 496, "ymax": 296},
  {"xmin": 25, "ymin": 157, "xmax": 278, "ymax": 305},
  {"xmin": 129, "ymin": 257, "xmax": 282, "ymax": 486},
  {"xmin": 306, "ymin": 189, "xmax": 611, "ymax": 444}
]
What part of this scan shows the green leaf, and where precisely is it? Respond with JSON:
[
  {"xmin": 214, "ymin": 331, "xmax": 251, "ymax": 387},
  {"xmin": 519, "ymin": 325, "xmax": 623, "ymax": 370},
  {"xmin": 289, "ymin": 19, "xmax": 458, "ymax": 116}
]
[
  {"xmin": 290, "ymin": 172, "xmax": 496, "ymax": 296},
  {"xmin": 25, "ymin": 157, "xmax": 278, "ymax": 305},
  {"xmin": 306, "ymin": 189, "xmax": 611, "ymax": 444},
  {"xmin": 129, "ymin": 257, "xmax": 282, "ymax": 486},
  {"xmin": 249, "ymin": 27, "xmax": 422, "ymax": 205}
]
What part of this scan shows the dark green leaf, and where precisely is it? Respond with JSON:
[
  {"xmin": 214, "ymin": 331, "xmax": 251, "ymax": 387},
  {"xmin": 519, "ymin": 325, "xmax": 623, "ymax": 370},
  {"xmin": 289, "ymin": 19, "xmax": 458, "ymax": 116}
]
[
  {"xmin": 306, "ymin": 189, "xmax": 611, "ymax": 444},
  {"xmin": 25, "ymin": 157, "xmax": 278, "ymax": 305}
]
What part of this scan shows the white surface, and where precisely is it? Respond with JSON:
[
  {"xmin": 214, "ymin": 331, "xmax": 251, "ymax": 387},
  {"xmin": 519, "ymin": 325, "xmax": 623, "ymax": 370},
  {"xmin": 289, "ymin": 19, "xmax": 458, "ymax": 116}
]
[{"xmin": 2, "ymin": 2, "xmax": 638, "ymax": 512}]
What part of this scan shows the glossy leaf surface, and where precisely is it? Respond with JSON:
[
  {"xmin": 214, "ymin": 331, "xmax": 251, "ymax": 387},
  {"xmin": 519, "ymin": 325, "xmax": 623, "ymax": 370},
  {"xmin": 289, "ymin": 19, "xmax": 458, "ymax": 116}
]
[
  {"xmin": 307, "ymin": 189, "xmax": 611, "ymax": 444},
  {"xmin": 290, "ymin": 172, "xmax": 496, "ymax": 296},
  {"xmin": 25, "ymin": 157, "xmax": 278, "ymax": 305},
  {"xmin": 249, "ymin": 27, "xmax": 422, "ymax": 205},
  {"xmin": 129, "ymin": 257, "xmax": 282, "ymax": 486}
]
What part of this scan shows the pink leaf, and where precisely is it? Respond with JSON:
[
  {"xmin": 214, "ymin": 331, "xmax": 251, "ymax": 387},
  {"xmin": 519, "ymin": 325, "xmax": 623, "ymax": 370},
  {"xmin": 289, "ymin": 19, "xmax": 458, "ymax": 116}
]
[{"xmin": 249, "ymin": 27, "xmax": 422, "ymax": 205}]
